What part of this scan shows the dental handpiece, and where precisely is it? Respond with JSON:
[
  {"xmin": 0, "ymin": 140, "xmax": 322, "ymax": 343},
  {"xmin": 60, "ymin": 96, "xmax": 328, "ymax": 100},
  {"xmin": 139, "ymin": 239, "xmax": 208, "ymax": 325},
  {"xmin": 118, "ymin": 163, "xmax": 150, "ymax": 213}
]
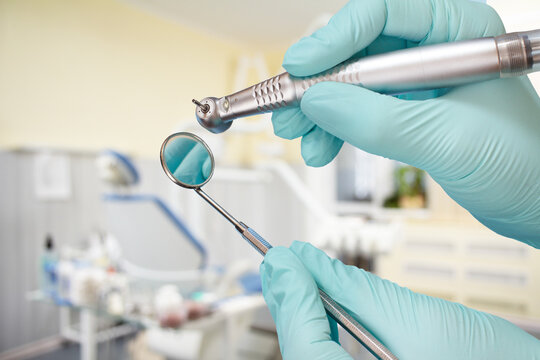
[
  {"xmin": 194, "ymin": 188, "xmax": 398, "ymax": 360},
  {"xmin": 194, "ymin": 29, "xmax": 540, "ymax": 133}
]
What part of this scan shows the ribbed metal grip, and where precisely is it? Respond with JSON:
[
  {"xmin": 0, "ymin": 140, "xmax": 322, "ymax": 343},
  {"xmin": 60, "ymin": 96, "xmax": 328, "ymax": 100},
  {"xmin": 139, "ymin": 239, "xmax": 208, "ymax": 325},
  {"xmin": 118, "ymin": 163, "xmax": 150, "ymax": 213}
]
[
  {"xmin": 241, "ymin": 225, "xmax": 272, "ymax": 255},
  {"xmin": 252, "ymin": 74, "xmax": 288, "ymax": 111},
  {"xmin": 249, "ymin": 65, "xmax": 359, "ymax": 111},
  {"xmin": 496, "ymin": 33, "xmax": 530, "ymax": 77}
]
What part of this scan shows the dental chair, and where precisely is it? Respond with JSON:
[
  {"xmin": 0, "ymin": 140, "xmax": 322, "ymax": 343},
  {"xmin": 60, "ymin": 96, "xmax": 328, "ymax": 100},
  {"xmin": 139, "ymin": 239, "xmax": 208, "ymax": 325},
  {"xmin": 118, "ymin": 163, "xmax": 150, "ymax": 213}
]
[
  {"xmin": 99, "ymin": 150, "xmax": 206, "ymax": 284},
  {"xmin": 103, "ymin": 193, "xmax": 206, "ymax": 287},
  {"xmin": 98, "ymin": 150, "xmax": 267, "ymax": 360}
]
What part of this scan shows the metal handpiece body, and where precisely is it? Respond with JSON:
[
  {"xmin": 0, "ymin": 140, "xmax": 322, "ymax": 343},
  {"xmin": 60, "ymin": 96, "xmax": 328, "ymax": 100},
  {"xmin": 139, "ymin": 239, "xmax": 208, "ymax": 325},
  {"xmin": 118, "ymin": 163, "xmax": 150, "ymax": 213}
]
[{"xmin": 195, "ymin": 29, "xmax": 540, "ymax": 133}]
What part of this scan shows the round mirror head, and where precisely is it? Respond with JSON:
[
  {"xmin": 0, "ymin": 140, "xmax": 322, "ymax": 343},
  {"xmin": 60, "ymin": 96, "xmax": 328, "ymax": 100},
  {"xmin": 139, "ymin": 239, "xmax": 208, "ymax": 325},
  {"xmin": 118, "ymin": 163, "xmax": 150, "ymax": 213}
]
[{"xmin": 160, "ymin": 132, "xmax": 215, "ymax": 188}]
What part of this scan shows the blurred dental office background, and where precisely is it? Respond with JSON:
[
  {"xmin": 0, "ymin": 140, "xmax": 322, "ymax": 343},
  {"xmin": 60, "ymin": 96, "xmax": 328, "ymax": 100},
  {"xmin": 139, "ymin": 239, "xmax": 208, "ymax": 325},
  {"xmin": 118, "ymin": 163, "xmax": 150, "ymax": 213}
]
[{"xmin": 1, "ymin": 0, "xmax": 539, "ymax": 359}]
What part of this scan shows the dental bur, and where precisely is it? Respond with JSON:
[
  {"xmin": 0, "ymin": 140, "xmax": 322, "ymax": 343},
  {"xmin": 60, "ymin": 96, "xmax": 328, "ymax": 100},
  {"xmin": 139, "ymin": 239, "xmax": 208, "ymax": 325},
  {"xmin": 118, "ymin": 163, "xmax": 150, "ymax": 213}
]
[{"xmin": 192, "ymin": 29, "xmax": 540, "ymax": 133}]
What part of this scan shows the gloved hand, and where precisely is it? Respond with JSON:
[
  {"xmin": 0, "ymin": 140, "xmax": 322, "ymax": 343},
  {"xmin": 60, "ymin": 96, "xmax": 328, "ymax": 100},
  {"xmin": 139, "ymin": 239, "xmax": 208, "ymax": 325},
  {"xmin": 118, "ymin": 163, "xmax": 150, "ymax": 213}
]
[
  {"xmin": 260, "ymin": 241, "xmax": 540, "ymax": 359},
  {"xmin": 271, "ymin": 0, "xmax": 540, "ymax": 247},
  {"xmin": 163, "ymin": 137, "xmax": 212, "ymax": 186}
]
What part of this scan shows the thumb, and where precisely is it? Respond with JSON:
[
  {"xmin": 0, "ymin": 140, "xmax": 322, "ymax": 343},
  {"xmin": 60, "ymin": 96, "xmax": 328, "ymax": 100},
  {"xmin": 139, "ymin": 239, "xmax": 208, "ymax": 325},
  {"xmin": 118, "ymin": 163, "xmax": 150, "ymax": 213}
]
[
  {"xmin": 301, "ymin": 81, "xmax": 446, "ymax": 170},
  {"xmin": 290, "ymin": 241, "xmax": 540, "ymax": 360},
  {"xmin": 260, "ymin": 247, "xmax": 351, "ymax": 360},
  {"xmin": 283, "ymin": 0, "xmax": 435, "ymax": 77}
]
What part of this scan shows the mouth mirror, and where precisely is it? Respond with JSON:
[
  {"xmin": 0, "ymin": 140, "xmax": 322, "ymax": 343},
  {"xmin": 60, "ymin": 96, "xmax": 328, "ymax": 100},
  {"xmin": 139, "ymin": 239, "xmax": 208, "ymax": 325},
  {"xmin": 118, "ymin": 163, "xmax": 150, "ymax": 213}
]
[
  {"xmin": 159, "ymin": 133, "xmax": 396, "ymax": 358},
  {"xmin": 160, "ymin": 132, "xmax": 215, "ymax": 189},
  {"xmin": 160, "ymin": 131, "xmax": 243, "ymax": 230}
]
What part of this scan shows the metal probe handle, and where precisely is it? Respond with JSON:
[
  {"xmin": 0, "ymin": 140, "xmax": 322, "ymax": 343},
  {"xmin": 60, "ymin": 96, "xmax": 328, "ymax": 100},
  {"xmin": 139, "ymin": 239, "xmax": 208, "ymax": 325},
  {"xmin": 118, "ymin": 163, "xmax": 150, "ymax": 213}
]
[
  {"xmin": 195, "ymin": 29, "xmax": 540, "ymax": 133},
  {"xmin": 194, "ymin": 189, "xmax": 397, "ymax": 358},
  {"xmin": 240, "ymin": 224, "xmax": 398, "ymax": 360}
]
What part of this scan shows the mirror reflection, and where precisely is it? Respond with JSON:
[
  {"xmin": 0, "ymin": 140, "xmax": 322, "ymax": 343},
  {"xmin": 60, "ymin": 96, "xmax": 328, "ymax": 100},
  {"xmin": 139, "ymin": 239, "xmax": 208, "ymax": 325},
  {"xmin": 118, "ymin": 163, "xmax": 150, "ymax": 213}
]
[{"xmin": 162, "ymin": 133, "xmax": 213, "ymax": 187}]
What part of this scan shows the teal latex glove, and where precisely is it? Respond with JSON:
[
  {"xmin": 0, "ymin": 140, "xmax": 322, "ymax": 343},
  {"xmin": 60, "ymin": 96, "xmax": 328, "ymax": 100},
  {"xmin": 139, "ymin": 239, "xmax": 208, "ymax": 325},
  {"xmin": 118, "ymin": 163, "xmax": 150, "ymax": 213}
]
[
  {"xmin": 271, "ymin": 0, "xmax": 540, "ymax": 247},
  {"xmin": 260, "ymin": 241, "xmax": 540, "ymax": 359},
  {"xmin": 163, "ymin": 137, "xmax": 212, "ymax": 186}
]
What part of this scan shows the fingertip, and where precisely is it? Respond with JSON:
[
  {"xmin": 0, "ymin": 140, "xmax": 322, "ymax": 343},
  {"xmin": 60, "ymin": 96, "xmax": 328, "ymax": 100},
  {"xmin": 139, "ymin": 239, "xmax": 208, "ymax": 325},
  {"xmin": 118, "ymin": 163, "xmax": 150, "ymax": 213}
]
[
  {"xmin": 271, "ymin": 107, "xmax": 314, "ymax": 140},
  {"xmin": 290, "ymin": 241, "xmax": 330, "ymax": 267},
  {"xmin": 301, "ymin": 82, "xmax": 421, "ymax": 161},
  {"xmin": 301, "ymin": 126, "xmax": 343, "ymax": 167},
  {"xmin": 290, "ymin": 240, "xmax": 308, "ymax": 252},
  {"xmin": 281, "ymin": 38, "xmax": 309, "ymax": 76},
  {"xmin": 263, "ymin": 247, "xmax": 309, "ymax": 284},
  {"xmin": 302, "ymin": 81, "xmax": 355, "ymax": 107},
  {"xmin": 262, "ymin": 247, "xmax": 320, "ymax": 313},
  {"xmin": 264, "ymin": 245, "xmax": 292, "ymax": 263},
  {"xmin": 283, "ymin": 0, "xmax": 387, "ymax": 76},
  {"xmin": 259, "ymin": 262, "xmax": 269, "ymax": 295},
  {"xmin": 291, "ymin": 240, "xmax": 328, "ymax": 262},
  {"xmin": 300, "ymin": 82, "xmax": 359, "ymax": 129},
  {"xmin": 282, "ymin": 35, "xmax": 331, "ymax": 76},
  {"xmin": 262, "ymin": 246, "xmax": 301, "ymax": 278}
]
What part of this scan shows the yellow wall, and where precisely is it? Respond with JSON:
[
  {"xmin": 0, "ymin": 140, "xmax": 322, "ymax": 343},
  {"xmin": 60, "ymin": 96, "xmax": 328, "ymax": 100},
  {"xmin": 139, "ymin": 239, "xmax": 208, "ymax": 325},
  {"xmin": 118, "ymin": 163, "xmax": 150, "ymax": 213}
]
[
  {"xmin": 1, "ymin": 0, "xmax": 537, "ymax": 160},
  {"xmin": 0, "ymin": 0, "xmax": 243, "ymax": 157}
]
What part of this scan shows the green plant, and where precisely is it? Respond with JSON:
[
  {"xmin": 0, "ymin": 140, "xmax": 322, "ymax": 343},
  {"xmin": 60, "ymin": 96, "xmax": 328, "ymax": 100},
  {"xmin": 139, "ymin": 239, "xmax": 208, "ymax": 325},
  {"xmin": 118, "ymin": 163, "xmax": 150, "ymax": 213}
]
[{"xmin": 396, "ymin": 165, "xmax": 424, "ymax": 197}]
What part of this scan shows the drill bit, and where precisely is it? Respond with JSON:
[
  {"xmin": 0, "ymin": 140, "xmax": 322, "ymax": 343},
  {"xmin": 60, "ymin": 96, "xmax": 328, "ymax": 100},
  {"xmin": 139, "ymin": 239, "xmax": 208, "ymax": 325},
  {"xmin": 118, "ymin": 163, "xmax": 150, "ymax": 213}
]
[{"xmin": 192, "ymin": 99, "xmax": 210, "ymax": 113}]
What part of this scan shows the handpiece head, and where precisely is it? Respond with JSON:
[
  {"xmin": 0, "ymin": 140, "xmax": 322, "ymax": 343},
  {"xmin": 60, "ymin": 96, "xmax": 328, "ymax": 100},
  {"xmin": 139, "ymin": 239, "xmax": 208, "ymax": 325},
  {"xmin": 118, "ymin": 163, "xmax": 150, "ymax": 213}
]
[{"xmin": 193, "ymin": 97, "xmax": 231, "ymax": 134}]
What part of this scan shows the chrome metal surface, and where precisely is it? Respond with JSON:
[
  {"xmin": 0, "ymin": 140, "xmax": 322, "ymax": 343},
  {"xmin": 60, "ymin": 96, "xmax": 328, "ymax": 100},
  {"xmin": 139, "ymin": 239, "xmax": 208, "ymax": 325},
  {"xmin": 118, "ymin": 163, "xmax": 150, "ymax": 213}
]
[
  {"xmin": 194, "ymin": 97, "xmax": 232, "ymax": 133},
  {"xmin": 239, "ymin": 225, "xmax": 270, "ymax": 256},
  {"xmin": 496, "ymin": 33, "xmax": 530, "ymax": 77},
  {"xmin": 319, "ymin": 289, "xmax": 398, "ymax": 360},
  {"xmin": 194, "ymin": 188, "xmax": 243, "ymax": 230},
  {"xmin": 159, "ymin": 132, "xmax": 215, "ymax": 189},
  {"xmin": 195, "ymin": 29, "xmax": 540, "ymax": 134},
  {"xmin": 529, "ymin": 30, "xmax": 540, "ymax": 72},
  {"xmin": 495, "ymin": 29, "xmax": 540, "ymax": 74}
]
